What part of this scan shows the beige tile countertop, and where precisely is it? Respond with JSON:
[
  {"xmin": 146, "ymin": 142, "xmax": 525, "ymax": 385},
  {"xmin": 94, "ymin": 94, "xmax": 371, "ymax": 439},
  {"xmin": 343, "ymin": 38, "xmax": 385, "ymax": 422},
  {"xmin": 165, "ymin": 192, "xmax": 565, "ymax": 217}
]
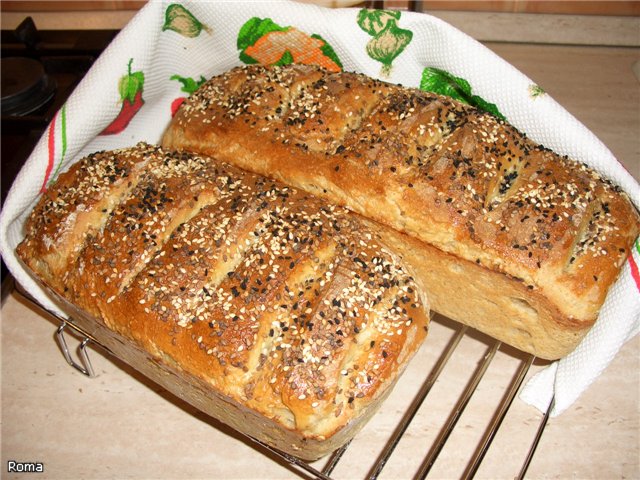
[{"xmin": 1, "ymin": 31, "xmax": 639, "ymax": 480}]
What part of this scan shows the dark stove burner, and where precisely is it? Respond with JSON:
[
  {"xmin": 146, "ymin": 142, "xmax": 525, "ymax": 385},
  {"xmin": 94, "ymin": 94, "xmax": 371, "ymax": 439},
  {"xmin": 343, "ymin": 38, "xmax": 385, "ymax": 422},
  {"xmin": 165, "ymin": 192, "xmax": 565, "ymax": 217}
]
[{"xmin": 1, "ymin": 57, "xmax": 57, "ymax": 116}]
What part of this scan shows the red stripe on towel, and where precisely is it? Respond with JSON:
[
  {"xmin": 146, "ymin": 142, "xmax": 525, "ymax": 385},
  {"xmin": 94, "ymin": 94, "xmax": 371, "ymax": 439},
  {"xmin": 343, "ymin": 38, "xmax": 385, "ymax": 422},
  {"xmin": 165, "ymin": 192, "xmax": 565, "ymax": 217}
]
[
  {"xmin": 40, "ymin": 114, "xmax": 57, "ymax": 193},
  {"xmin": 629, "ymin": 251, "xmax": 640, "ymax": 292}
]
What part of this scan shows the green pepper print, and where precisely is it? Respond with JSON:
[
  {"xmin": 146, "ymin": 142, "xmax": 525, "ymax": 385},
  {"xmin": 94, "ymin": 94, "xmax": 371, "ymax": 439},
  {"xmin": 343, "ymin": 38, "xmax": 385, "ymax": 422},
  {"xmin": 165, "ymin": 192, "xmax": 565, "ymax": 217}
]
[
  {"xmin": 420, "ymin": 67, "xmax": 506, "ymax": 120},
  {"xmin": 358, "ymin": 9, "xmax": 412, "ymax": 77},
  {"xmin": 163, "ymin": 4, "xmax": 211, "ymax": 38}
]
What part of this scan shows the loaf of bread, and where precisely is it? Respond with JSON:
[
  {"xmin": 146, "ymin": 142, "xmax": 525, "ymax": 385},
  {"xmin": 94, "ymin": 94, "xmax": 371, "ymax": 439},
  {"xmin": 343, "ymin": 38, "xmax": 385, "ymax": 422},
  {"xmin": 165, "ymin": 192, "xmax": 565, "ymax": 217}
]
[
  {"xmin": 16, "ymin": 143, "xmax": 429, "ymax": 460},
  {"xmin": 162, "ymin": 64, "xmax": 640, "ymax": 360}
]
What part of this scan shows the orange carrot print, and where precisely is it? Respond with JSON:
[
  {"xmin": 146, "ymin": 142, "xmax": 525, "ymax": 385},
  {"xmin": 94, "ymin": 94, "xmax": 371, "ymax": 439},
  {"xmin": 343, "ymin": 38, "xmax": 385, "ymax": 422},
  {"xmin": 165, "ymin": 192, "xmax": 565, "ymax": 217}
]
[{"xmin": 238, "ymin": 17, "xmax": 342, "ymax": 72}]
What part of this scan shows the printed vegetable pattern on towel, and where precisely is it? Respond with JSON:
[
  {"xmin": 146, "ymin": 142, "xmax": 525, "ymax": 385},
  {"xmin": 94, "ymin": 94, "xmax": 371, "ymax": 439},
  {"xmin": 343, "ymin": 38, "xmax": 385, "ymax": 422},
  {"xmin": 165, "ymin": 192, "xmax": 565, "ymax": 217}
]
[
  {"xmin": 100, "ymin": 58, "xmax": 145, "ymax": 135},
  {"xmin": 419, "ymin": 67, "xmax": 506, "ymax": 121},
  {"xmin": 357, "ymin": 9, "xmax": 412, "ymax": 77},
  {"xmin": 529, "ymin": 84, "xmax": 546, "ymax": 99},
  {"xmin": 237, "ymin": 17, "xmax": 343, "ymax": 72},
  {"xmin": 170, "ymin": 74, "xmax": 207, "ymax": 116},
  {"xmin": 162, "ymin": 3, "xmax": 211, "ymax": 38}
]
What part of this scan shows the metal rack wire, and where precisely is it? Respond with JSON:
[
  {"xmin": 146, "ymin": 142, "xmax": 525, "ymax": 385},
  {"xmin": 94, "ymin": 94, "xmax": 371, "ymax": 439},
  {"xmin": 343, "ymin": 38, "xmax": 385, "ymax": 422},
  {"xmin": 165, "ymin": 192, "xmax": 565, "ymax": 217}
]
[{"xmin": 15, "ymin": 283, "xmax": 552, "ymax": 479}]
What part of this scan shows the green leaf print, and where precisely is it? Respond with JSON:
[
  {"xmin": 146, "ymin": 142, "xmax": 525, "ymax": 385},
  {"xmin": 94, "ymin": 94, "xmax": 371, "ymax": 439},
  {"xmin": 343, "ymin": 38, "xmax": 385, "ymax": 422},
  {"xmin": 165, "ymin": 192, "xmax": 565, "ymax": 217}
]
[
  {"xmin": 274, "ymin": 50, "xmax": 294, "ymax": 67},
  {"xmin": 163, "ymin": 4, "xmax": 211, "ymax": 38},
  {"xmin": 420, "ymin": 67, "xmax": 470, "ymax": 102},
  {"xmin": 311, "ymin": 34, "xmax": 344, "ymax": 70},
  {"xmin": 170, "ymin": 74, "xmax": 207, "ymax": 94},
  {"xmin": 471, "ymin": 96, "xmax": 505, "ymax": 120},
  {"xmin": 420, "ymin": 67, "xmax": 506, "ymax": 120},
  {"xmin": 239, "ymin": 50, "xmax": 259, "ymax": 65}
]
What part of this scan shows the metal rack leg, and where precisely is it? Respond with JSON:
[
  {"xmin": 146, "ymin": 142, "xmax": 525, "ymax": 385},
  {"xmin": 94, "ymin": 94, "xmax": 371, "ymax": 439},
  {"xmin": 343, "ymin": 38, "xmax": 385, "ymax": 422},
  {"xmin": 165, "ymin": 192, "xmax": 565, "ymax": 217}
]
[{"xmin": 55, "ymin": 322, "xmax": 96, "ymax": 377}]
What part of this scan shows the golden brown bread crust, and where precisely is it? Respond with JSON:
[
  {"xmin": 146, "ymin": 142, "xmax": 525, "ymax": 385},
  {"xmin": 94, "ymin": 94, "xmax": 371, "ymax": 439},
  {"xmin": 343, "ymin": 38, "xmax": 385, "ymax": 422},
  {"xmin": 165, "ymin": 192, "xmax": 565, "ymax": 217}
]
[
  {"xmin": 16, "ymin": 143, "xmax": 429, "ymax": 460},
  {"xmin": 162, "ymin": 64, "xmax": 640, "ymax": 360}
]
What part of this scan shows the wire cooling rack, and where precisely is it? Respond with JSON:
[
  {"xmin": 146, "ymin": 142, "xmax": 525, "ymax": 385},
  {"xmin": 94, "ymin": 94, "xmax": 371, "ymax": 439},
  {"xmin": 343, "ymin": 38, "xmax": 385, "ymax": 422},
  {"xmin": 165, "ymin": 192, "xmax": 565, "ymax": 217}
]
[{"xmin": 14, "ymin": 281, "xmax": 553, "ymax": 480}]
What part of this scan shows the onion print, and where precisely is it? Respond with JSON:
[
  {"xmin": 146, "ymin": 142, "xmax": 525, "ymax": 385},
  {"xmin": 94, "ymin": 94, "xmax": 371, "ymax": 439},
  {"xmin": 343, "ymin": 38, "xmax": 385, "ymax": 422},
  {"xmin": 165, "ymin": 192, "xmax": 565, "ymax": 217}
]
[{"xmin": 357, "ymin": 9, "xmax": 412, "ymax": 77}]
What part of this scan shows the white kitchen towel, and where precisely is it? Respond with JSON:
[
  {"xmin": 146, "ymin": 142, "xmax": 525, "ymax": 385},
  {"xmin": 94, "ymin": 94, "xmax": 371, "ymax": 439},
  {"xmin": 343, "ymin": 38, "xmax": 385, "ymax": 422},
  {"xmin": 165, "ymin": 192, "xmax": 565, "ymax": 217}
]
[{"xmin": 0, "ymin": 0, "xmax": 638, "ymax": 416}]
